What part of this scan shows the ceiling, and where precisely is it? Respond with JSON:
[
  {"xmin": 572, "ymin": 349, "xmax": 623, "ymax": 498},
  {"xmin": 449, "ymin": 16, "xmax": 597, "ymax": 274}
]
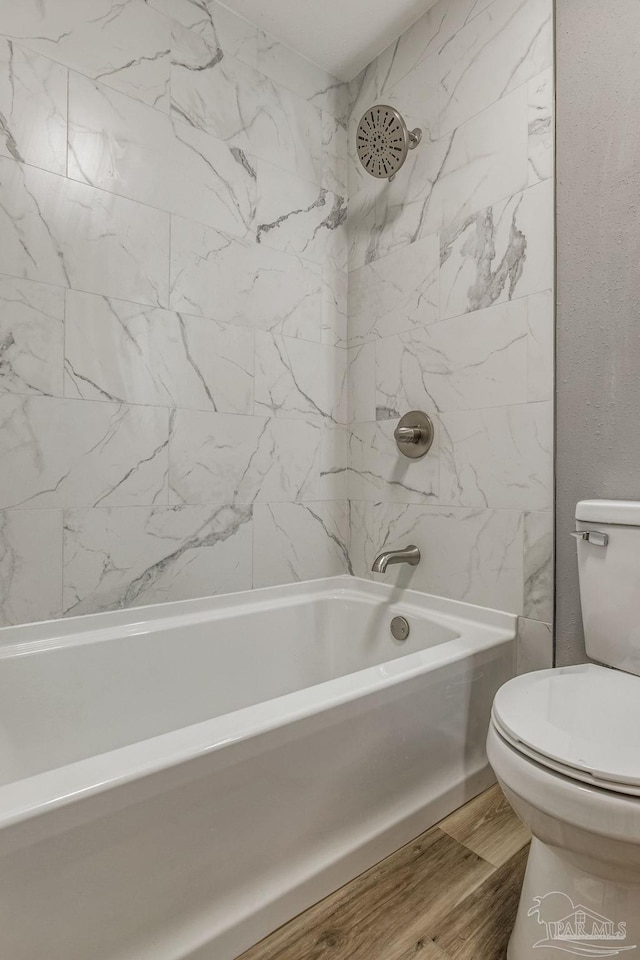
[{"xmin": 220, "ymin": 0, "xmax": 440, "ymax": 81}]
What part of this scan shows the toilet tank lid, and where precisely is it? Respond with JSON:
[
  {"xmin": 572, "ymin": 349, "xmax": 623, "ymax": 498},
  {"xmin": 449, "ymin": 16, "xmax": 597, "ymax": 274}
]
[{"xmin": 576, "ymin": 499, "xmax": 640, "ymax": 525}]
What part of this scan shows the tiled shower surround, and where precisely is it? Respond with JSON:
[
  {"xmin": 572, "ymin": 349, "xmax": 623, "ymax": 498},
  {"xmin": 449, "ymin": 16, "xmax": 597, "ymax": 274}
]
[
  {"xmin": 0, "ymin": 0, "xmax": 349, "ymax": 622},
  {"xmin": 0, "ymin": 0, "xmax": 554, "ymax": 645},
  {"xmin": 346, "ymin": 0, "xmax": 555, "ymax": 663}
]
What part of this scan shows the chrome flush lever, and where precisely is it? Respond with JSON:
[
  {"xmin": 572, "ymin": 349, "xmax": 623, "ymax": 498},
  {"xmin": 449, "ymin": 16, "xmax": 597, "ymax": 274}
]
[{"xmin": 571, "ymin": 530, "xmax": 609, "ymax": 547}]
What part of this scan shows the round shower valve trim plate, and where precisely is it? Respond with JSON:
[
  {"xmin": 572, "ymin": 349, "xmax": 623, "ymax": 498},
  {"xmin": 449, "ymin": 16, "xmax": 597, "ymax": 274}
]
[{"xmin": 394, "ymin": 411, "xmax": 435, "ymax": 459}]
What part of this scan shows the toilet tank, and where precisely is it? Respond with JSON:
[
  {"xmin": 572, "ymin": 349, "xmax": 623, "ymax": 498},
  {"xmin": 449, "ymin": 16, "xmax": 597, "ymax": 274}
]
[{"xmin": 576, "ymin": 499, "xmax": 640, "ymax": 675}]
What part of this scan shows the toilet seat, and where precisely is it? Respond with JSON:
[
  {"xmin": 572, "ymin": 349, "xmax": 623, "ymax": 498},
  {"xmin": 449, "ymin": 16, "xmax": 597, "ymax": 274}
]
[{"xmin": 491, "ymin": 663, "xmax": 640, "ymax": 797}]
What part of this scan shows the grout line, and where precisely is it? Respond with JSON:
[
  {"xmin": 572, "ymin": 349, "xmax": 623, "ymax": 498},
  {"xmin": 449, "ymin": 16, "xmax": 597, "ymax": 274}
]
[
  {"xmin": 65, "ymin": 68, "xmax": 70, "ymax": 179},
  {"xmin": 0, "ymin": 270, "xmax": 345, "ymax": 349},
  {"xmin": 347, "ymin": 168, "xmax": 554, "ymax": 276}
]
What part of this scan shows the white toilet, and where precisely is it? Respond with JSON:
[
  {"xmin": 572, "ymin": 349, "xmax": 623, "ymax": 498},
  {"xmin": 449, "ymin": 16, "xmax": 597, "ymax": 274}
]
[{"xmin": 488, "ymin": 500, "xmax": 640, "ymax": 959}]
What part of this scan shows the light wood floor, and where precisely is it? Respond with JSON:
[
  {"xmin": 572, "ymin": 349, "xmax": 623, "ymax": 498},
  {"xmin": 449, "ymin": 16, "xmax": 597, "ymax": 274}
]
[{"xmin": 237, "ymin": 785, "xmax": 531, "ymax": 960}]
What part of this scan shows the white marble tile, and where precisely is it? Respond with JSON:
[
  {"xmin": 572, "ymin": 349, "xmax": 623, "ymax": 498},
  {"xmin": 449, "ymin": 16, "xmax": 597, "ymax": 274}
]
[
  {"xmin": 375, "ymin": 299, "xmax": 528, "ymax": 418},
  {"xmin": 0, "ymin": 40, "xmax": 67, "ymax": 175},
  {"xmin": 171, "ymin": 45, "xmax": 324, "ymax": 184},
  {"xmin": 168, "ymin": 410, "xmax": 321, "ymax": 504},
  {"xmin": 253, "ymin": 501, "xmax": 350, "ymax": 588},
  {"xmin": 320, "ymin": 424, "xmax": 349, "ymax": 500},
  {"xmin": 148, "ymin": 0, "xmax": 258, "ymax": 67},
  {"xmin": 348, "ymin": 421, "xmax": 439, "ymax": 504},
  {"xmin": 254, "ymin": 332, "xmax": 347, "ymax": 423},
  {"xmin": 68, "ymin": 73, "xmax": 256, "ymax": 237},
  {"xmin": 322, "ymin": 112, "xmax": 348, "ymax": 197},
  {"xmin": 350, "ymin": 59, "xmax": 528, "ymax": 262},
  {"xmin": 64, "ymin": 290, "xmax": 254, "ymax": 414},
  {"xmin": 0, "ymin": 508, "xmax": 62, "ymax": 626},
  {"xmin": 362, "ymin": 132, "xmax": 450, "ymax": 265},
  {"xmin": 527, "ymin": 289, "xmax": 554, "ymax": 402},
  {"xmin": 348, "ymin": 234, "xmax": 439, "ymax": 345},
  {"xmin": 0, "ymin": 395, "xmax": 169, "ymax": 509},
  {"xmin": 348, "ymin": 29, "xmax": 439, "ymax": 151},
  {"xmin": 0, "ymin": 157, "xmax": 170, "ymax": 306},
  {"xmin": 439, "ymin": 0, "xmax": 553, "ymax": 135},
  {"xmin": 348, "ymin": 343, "xmax": 376, "ymax": 423},
  {"xmin": 347, "ymin": 36, "xmax": 401, "ymax": 124},
  {"xmin": 0, "ymin": 0, "xmax": 555, "ymax": 622},
  {"xmin": 0, "ymin": 0, "xmax": 176, "ymax": 111},
  {"xmin": 467, "ymin": 0, "xmax": 498, "ymax": 18},
  {"xmin": 440, "ymin": 400, "xmax": 553, "ymax": 511},
  {"xmin": 170, "ymin": 217, "xmax": 322, "ymax": 340},
  {"xmin": 528, "ymin": 68, "xmax": 554, "ymax": 186},
  {"xmin": 436, "ymin": 85, "xmax": 529, "ymax": 228},
  {"xmin": 523, "ymin": 510, "xmax": 554, "ymax": 622},
  {"xmin": 168, "ymin": 14, "xmax": 236, "ymax": 71},
  {"xmin": 379, "ymin": 50, "xmax": 439, "ymax": 141},
  {"xmin": 346, "ymin": 184, "xmax": 379, "ymax": 271},
  {"xmin": 343, "ymin": 148, "xmax": 367, "ymax": 202},
  {"xmin": 256, "ymin": 33, "xmax": 348, "ymax": 121},
  {"xmin": 343, "ymin": 0, "xmax": 553, "ymax": 621},
  {"xmin": 256, "ymin": 160, "xmax": 347, "ymax": 272},
  {"xmin": 0, "ymin": 276, "xmax": 64, "ymax": 396},
  {"xmin": 358, "ymin": 0, "xmax": 495, "ymax": 96},
  {"xmin": 321, "ymin": 268, "xmax": 347, "ymax": 347},
  {"xmin": 517, "ymin": 617, "xmax": 553, "ymax": 674},
  {"xmin": 440, "ymin": 179, "xmax": 554, "ymax": 320},
  {"xmin": 355, "ymin": 502, "xmax": 524, "ymax": 614},
  {"xmin": 348, "ymin": 53, "xmax": 394, "ymax": 143},
  {"xmin": 347, "ymin": 500, "xmax": 377, "ymax": 579},
  {"xmin": 63, "ymin": 504, "xmax": 252, "ymax": 616}
]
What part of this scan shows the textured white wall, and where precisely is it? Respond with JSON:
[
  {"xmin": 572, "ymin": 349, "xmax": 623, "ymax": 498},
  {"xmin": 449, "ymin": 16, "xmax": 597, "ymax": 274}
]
[{"xmin": 556, "ymin": 0, "xmax": 640, "ymax": 665}]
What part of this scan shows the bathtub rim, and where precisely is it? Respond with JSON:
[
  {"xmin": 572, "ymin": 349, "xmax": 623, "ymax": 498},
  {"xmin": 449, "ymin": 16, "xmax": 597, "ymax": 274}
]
[
  {"xmin": 0, "ymin": 574, "xmax": 515, "ymax": 652},
  {"xmin": 0, "ymin": 576, "xmax": 516, "ymax": 833}
]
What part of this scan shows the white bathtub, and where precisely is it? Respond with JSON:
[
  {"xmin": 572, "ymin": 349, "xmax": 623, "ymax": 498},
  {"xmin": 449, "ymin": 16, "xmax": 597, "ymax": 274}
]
[{"xmin": 0, "ymin": 576, "xmax": 515, "ymax": 960}]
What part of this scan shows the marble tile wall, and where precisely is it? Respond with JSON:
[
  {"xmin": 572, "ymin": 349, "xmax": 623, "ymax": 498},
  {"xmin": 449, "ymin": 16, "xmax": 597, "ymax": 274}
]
[
  {"xmin": 0, "ymin": 0, "xmax": 350, "ymax": 624},
  {"xmin": 0, "ymin": 0, "xmax": 554, "ymax": 642},
  {"xmin": 346, "ymin": 0, "xmax": 555, "ymax": 658}
]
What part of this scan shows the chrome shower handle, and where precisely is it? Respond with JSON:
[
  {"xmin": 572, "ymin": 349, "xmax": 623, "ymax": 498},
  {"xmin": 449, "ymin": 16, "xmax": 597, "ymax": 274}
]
[
  {"xmin": 394, "ymin": 425, "xmax": 422, "ymax": 444},
  {"xmin": 393, "ymin": 411, "xmax": 435, "ymax": 460}
]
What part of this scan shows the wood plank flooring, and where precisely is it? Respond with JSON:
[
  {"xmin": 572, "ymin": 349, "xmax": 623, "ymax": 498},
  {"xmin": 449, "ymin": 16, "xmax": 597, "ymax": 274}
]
[{"xmin": 237, "ymin": 784, "xmax": 530, "ymax": 960}]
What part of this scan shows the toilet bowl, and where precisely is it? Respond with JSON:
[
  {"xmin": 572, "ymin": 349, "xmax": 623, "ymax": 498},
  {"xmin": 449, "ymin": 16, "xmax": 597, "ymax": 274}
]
[{"xmin": 489, "ymin": 500, "xmax": 640, "ymax": 959}]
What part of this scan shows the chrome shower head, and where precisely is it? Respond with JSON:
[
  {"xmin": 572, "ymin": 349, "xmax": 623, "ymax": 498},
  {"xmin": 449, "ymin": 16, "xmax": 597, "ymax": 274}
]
[{"xmin": 356, "ymin": 104, "xmax": 422, "ymax": 180}]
